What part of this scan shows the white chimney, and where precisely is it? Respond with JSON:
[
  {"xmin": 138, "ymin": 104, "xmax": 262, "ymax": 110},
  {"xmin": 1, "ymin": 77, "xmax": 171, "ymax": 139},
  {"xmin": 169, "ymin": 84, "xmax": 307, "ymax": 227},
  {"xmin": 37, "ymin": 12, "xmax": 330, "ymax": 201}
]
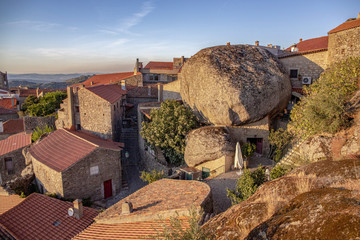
[
  {"xmin": 122, "ymin": 201, "xmax": 133, "ymax": 215},
  {"xmin": 121, "ymin": 80, "xmax": 126, "ymax": 90},
  {"xmin": 73, "ymin": 199, "xmax": 83, "ymax": 219}
]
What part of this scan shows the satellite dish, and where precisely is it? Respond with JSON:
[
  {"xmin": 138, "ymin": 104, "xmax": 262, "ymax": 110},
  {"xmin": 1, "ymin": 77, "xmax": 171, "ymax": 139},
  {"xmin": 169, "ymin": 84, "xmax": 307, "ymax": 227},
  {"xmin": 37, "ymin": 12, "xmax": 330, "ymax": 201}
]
[{"xmin": 68, "ymin": 208, "xmax": 74, "ymax": 217}]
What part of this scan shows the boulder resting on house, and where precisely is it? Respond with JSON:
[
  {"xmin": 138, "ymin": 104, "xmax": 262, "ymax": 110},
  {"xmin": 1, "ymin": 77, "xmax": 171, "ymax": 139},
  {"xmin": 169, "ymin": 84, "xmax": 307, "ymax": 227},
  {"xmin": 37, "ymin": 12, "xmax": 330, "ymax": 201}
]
[
  {"xmin": 180, "ymin": 45, "xmax": 291, "ymax": 126},
  {"xmin": 184, "ymin": 126, "xmax": 235, "ymax": 167}
]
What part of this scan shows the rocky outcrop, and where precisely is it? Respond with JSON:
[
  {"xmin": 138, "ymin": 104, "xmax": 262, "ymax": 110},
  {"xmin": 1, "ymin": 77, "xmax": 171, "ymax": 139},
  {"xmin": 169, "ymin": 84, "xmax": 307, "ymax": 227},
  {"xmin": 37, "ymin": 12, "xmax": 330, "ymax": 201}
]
[
  {"xmin": 246, "ymin": 188, "xmax": 360, "ymax": 240},
  {"xmin": 180, "ymin": 45, "xmax": 291, "ymax": 126},
  {"xmin": 184, "ymin": 126, "xmax": 234, "ymax": 167},
  {"xmin": 204, "ymin": 159, "xmax": 360, "ymax": 239},
  {"xmin": 298, "ymin": 135, "xmax": 333, "ymax": 162}
]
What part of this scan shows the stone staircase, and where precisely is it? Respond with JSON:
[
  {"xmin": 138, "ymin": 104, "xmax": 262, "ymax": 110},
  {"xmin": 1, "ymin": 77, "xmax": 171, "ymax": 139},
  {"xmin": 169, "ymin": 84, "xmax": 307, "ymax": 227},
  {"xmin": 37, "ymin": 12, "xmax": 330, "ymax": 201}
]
[{"xmin": 277, "ymin": 139, "xmax": 306, "ymax": 168}]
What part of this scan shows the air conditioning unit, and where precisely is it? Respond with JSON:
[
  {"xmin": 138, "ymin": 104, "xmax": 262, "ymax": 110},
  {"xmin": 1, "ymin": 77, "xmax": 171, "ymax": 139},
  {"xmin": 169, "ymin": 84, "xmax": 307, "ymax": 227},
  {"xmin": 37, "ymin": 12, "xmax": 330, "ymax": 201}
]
[{"xmin": 302, "ymin": 77, "xmax": 312, "ymax": 85}]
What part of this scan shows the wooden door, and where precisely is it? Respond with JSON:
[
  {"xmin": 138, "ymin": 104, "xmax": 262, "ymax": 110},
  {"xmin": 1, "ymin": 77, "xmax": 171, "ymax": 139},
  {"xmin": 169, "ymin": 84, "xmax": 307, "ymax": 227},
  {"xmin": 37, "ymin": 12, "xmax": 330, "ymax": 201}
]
[
  {"xmin": 104, "ymin": 179, "xmax": 112, "ymax": 199},
  {"xmin": 256, "ymin": 138, "xmax": 263, "ymax": 154}
]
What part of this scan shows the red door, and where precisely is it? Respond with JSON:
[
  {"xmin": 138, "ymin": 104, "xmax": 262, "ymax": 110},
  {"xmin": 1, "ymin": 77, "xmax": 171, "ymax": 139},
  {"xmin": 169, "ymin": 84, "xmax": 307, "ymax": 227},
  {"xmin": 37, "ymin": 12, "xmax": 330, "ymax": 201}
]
[
  {"xmin": 256, "ymin": 138, "xmax": 263, "ymax": 154},
  {"xmin": 104, "ymin": 179, "xmax": 112, "ymax": 199}
]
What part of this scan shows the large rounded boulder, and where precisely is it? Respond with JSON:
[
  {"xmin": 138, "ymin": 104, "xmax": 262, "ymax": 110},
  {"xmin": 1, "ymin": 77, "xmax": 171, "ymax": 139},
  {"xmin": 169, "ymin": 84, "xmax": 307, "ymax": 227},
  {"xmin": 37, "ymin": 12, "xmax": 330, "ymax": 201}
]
[
  {"xmin": 184, "ymin": 126, "xmax": 234, "ymax": 167},
  {"xmin": 180, "ymin": 45, "xmax": 291, "ymax": 126}
]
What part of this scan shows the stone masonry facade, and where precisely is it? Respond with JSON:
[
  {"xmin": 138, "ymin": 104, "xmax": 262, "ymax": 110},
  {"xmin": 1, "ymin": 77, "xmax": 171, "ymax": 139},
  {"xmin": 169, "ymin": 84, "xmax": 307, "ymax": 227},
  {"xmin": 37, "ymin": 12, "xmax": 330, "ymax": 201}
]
[
  {"xmin": 0, "ymin": 149, "xmax": 27, "ymax": 184},
  {"xmin": 328, "ymin": 26, "xmax": 360, "ymax": 65}
]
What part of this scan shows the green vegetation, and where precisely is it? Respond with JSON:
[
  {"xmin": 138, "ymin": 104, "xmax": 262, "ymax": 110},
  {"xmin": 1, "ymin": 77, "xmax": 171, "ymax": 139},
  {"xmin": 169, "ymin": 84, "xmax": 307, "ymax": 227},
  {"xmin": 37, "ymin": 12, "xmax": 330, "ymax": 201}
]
[
  {"xmin": 289, "ymin": 57, "xmax": 360, "ymax": 138},
  {"xmin": 65, "ymin": 74, "xmax": 94, "ymax": 84},
  {"xmin": 269, "ymin": 128, "xmax": 293, "ymax": 162},
  {"xmin": 141, "ymin": 100, "xmax": 199, "ymax": 166},
  {"xmin": 31, "ymin": 125, "xmax": 54, "ymax": 142},
  {"xmin": 23, "ymin": 91, "xmax": 67, "ymax": 117},
  {"xmin": 140, "ymin": 170, "xmax": 165, "ymax": 184},
  {"xmin": 270, "ymin": 165, "xmax": 289, "ymax": 180},
  {"xmin": 149, "ymin": 207, "xmax": 214, "ymax": 240},
  {"xmin": 241, "ymin": 142, "xmax": 256, "ymax": 159},
  {"xmin": 226, "ymin": 166, "xmax": 266, "ymax": 205}
]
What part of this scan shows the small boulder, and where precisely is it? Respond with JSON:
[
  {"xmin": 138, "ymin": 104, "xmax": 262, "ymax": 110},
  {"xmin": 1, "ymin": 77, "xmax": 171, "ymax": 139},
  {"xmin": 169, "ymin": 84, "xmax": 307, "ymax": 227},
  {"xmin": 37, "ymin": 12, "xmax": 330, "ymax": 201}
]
[
  {"xmin": 180, "ymin": 45, "xmax": 291, "ymax": 126},
  {"xmin": 184, "ymin": 126, "xmax": 234, "ymax": 167}
]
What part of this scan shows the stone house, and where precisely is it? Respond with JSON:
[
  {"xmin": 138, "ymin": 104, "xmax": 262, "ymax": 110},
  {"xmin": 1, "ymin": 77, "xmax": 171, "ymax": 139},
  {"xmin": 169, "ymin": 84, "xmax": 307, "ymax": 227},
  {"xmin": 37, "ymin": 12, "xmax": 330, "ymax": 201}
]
[
  {"xmin": 26, "ymin": 128, "xmax": 123, "ymax": 200},
  {"xmin": 0, "ymin": 107, "xmax": 18, "ymax": 122},
  {"xmin": 0, "ymin": 132, "xmax": 32, "ymax": 185},
  {"xmin": 0, "ymin": 193, "xmax": 98, "ymax": 239},
  {"xmin": 56, "ymin": 84, "xmax": 126, "ymax": 141},
  {"xmin": 74, "ymin": 179, "xmax": 212, "ymax": 239}
]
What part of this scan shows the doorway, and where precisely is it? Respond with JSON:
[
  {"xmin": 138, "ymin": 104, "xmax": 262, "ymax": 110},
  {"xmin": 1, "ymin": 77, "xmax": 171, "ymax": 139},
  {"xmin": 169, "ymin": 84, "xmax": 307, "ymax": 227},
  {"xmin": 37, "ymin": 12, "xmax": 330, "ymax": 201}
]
[
  {"xmin": 247, "ymin": 138, "xmax": 263, "ymax": 154},
  {"xmin": 104, "ymin": 179, "xmax": 113, "ymax": 199}
]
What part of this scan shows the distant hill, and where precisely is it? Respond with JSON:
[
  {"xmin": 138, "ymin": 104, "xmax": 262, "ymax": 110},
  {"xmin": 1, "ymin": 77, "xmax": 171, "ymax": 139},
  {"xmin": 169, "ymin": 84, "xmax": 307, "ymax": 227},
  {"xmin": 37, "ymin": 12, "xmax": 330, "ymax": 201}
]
[
  {"xmin": 9, "ymin": 74, "xmax": 94, "ymax": 89},
  {"xmin": 8, "ymin": 73, "xmax": 95, "ymax": 83}
]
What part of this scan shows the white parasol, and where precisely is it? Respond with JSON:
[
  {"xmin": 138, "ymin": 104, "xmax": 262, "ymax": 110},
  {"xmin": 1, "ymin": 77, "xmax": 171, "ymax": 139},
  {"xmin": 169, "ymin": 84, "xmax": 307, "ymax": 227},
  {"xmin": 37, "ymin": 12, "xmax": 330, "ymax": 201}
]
[{"xmin": 234, "ymin": 142, "xmax": 244, "ymax": 170}]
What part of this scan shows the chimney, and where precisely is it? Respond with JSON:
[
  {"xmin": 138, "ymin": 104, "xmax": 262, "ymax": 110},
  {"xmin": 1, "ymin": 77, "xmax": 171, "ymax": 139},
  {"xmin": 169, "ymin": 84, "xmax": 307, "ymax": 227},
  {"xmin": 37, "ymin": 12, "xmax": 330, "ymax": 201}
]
[
  {"xmin": 122, "ymin": 202, "xmax": 133, "ymax": 215},
  {"xmin": 90, "ymin": 81, "xmax": 94, "ymax": 86},
  {"xmin": 147, "ymin": 86, "xmax": 152, "ymax": 96},
  {"xmin": 267, "ymin": 44, "xmax": 273, "ymax": 48},
  {"xmin": 73, "ymin": 199, "xmax": 83, "ymax": 219},
  {"xmin": 121, "ymin": 80, "xmax": 126, "ymax": 90},
  {"xmin": 299, "ymin": 38, "xmax": 303, "ymax": 42},
  {"xmin": 158, "ymin": 83, "xmax": 163, "ymax": 102},
  {"xmin": 255, "ymin": 41, "xmax": 259, "ymax": 46},
  {"xmin": 357, "ymin": 12, "xmax": 360, "ymax": 19},
  {"xmin": 181, "ymin": 56, "xmax": 185, "ymax": 65},
  {"xmin": 226, "ymin": 42, "xmax": 230, "ymax": 46}
]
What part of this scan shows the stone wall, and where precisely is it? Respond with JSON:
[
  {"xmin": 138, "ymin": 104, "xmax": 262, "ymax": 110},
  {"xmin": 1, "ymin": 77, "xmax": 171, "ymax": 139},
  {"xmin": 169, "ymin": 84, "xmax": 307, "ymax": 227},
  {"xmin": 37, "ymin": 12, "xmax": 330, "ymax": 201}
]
[
  {"xmin": 163, "ymin": 80, "xmax": 181, "ymax": 100},
  {"xmin": 24, "ymin": 116, "xmax": 56, "ymax": 131},
  {"xmin": 62, "ymin": 148, "xmax": 122, "ymax": 201},
  {"xmin": 121, "ymin": 74, "xmax": 143, "ymax": 87},
  {"xmin": 78, "ymin": 88, "xmax": 113, "ymax": 139},
  {"xmin": 0, "ymin": 149, "xmax": 27, "ymax": 184},
  {"xmin": 30, "ymin": 155, "xmax": 64, "ymax": 196},
  {"xmin": 195, "ymin": 155, "xmax": 234, "ymax": 177},
  {"xmin": 279, "ymin": 51, "xmax": 328, "ymax": 87},
  {"xmin": 0, "ymin": 113, "xmax": 19, "ymax": 122},
  {"xmin": 328, "ymin": 27, "xmax": 360, "ymax": 65},
  {"xmin": 228, "ymin": 117, "xmax": 271, "ymax": 156}
]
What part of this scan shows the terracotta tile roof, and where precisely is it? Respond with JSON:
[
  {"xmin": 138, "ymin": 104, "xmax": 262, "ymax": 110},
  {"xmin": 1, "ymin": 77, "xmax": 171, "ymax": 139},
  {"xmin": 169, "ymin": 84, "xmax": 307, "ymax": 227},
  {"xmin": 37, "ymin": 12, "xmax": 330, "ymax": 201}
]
[
  {"xmin": 126, "ymin": 86, "xmax": 157, "ymax": 98},
  {"xmin": 144, "ymin": 61, "xmax": 174, "ymax": 70},
  {"xmin": 0, "ymin": 98, "xmax": 16, "ymax": 110},
  {"xmin": 0, "ymin": 107, "xmax": 17, "ymax": 115},
  {"xmin": 84, "ymin": 85, "xmax": 126, "ymax": 103},
  {"xmin": 285, "ymin": 36, "xmax": 328, "ymax": 52},
  {"xmin": 96, "ymin": 179, "xmax": 211, "ymax": 224},
  {"xmin": 28, "ymin": 129, "xmax": 122, "ymax": 172},
  {"xmin": 0, "ymin": 193, "xmax": 98, "ymax": 240},
  {"xmin": 74, "ymin": 219, "xmax": 189, "ymax": 240},
  {"xmin": 2, "ymin": 119, "xmax": 24, "ymax": 134},
  {"xmin": 71, "ymin": 72, "xmax": 139, "ymax": 88},
  {"xmin": 328, "ymin": 18, "xmax": 360, "ymax": 34},
  {"xmin": 0, "ymin": 132, "xmax": 31, "ymax": 156},
  {"xmin": 69, "ymin": 130, "xmax": 124, "ymax": 149},
  {"xmin": 0, "ymin": 195, "xmax": 24, "ymax": 215}
]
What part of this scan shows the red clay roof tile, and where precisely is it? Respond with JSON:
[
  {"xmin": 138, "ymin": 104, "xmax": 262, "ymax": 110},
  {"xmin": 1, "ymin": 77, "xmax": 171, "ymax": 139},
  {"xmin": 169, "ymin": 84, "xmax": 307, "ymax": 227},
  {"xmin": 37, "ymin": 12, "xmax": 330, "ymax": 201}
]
[
  {"xmin": 84, "ymin": 85, "xmax": 126, "ymax": 103},
  {"xmin": 285, "ymin": 36, "xmax": 328, "ymax": 52},
  {"xmin": 0, "ymin": 193, "xmax": 98, "ymax": 240},
  {"xmin": 71, "ymin": 72, "xmax": 138, "ymax": 88},
  {"xmin": 144, "ymin": 61, "xmax": 174, "ymax": 70},
  {"xmin": 2, "ymin": 119, "xmax": 24, "ymax": 134},
  {"xmin": 0, "ymin": 195, "xmax": 24, "ymax": 215},
  {"xmin": 28, "ymin": 129, "xmax": 122, "ymax": 172},
  {"xmin": 0, "ymin": 132, "xmax": 31, "ymax": 156},
  {"xmin": 0, "ymin": 107, "xmax": 17, "ymax": 115},
  {"xmin": 0, "ymin": 98, "xmax": 17, "ymax": 110},
  {"xmin": 328, "ymin": 18, "xmax": 360, "ymax": 34}
]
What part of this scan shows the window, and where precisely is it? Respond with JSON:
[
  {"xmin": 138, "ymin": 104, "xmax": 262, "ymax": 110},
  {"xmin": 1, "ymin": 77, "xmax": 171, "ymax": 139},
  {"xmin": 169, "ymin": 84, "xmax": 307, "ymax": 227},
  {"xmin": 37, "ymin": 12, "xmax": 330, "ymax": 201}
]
[
  {"xmin": 90, "ymin": 166, "xmax": 99, "ymax": 175},
  {"xmin": 290, "ymin": 69, "xmax": 298, "ymax": 78},
  {"xmin": 76, "ymin": 124, "xmax": 81, "ymax": 130},
  {"xmin": 5, "ymin": 157, "xmax": 14, "ymax": 175},
  {"xmin": 114, "ymin": 105, "xmax": 116, "ymax": 111},
  {"xmin": 149, "ymin": 74, "xmax": 160, "ymax": 81},
  {"xmin": 75, "ymin": 106, "xmax": 80, "ymax": 113}
]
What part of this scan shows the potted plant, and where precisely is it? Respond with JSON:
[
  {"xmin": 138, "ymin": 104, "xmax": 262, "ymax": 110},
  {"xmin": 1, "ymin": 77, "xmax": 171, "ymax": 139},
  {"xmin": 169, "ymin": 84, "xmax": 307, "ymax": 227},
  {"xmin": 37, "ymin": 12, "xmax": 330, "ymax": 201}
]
[{"xmin": 241, "ymin": 143, "xmax": 256, "ymax": 169}]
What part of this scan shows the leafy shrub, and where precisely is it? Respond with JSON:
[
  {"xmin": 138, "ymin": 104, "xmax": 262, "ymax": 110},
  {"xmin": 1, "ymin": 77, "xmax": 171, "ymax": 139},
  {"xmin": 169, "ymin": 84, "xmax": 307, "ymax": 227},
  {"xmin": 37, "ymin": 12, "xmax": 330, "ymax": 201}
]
[
  {"xmin": 140, "ymin": 170, "xmax": 165, "ymax": 184},
  {"xmin": 226, "ymin": 166, "xmax": 266, "ymax": 205},
  {"xmin": 45, "ymin": 192, "xmax": 58, "ymax": 198},
  {"xmin": 149, "ymin": 207, "xmax": 214, "ymax": 240},
  {"xmin": 141, "ymin": 100, "xmax": 199, "ymax": 166},
  {"xmin": 31, "ymin": 125, "xmax": 54, "ymax": 142},
  {"xmin": 270, "ymin": 165, "xmax": 289, "ymax": 180},
  {"xmin": 269, "ymin": 128, "xmax": 293, "ymax": 162},
  {"xmin": 289, "ymin": 57, "xmax": 360, "ymax": 138},
  {"xmin": 241, "ymin": 143, "xmax": 256, "ymax": 159}
]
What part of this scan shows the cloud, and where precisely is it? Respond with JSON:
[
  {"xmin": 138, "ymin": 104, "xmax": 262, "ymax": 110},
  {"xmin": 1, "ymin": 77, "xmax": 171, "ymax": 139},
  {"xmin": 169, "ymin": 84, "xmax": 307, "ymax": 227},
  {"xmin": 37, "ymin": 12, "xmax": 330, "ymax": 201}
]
[
  {"xmin": 6, "ymin": 20, "xmax": 61, "ymax": 31},
  {"xmin": 106, "ymin": 38, "xmax": 129, "ymax": 47},
  {"xmin": 98, "ymin": 1, "xmax": 154, "ymax": 35},
  {"xmin": 33, "ymin": 48, "xmax": 81, "ymax": 57}
]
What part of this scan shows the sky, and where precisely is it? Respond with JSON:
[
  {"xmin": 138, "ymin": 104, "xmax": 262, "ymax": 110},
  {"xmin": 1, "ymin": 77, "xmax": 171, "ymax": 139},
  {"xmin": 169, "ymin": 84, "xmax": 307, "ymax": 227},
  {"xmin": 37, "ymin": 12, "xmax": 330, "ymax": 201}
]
[{"xmin": 0, "ymin": 0, "xmax": 359, "ymax": 74}]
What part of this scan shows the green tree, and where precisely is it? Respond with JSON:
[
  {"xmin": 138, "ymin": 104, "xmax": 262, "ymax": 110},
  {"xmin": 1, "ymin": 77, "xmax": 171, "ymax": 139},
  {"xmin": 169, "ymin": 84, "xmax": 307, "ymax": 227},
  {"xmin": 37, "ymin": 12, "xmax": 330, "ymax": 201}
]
[
  {"xmin": 140, "ymin": 170, "xmax": 165, "ymax": 184},
  {"xmin": 289, "ymin": 57, "xmax": 360, "ymax": 138},
  {"xmin": 141, "ymin": 100, "xmax": 199, "ymax": 165},
  {"xmin": 31, "ymin": 125, "xmax": 54, "ymax": 142},
  {"xmin": 241, "ymin": 142, "xmax": 256, "ymax": 159},
  {"xmin": 25, "ymin": 91, "xmax": 67, "ymax": 117},
  {"xmin": 21, "ymin": 95, "xmax": 39, "ymax": 112},
  {"xmin": 270, "ymin": 165, "xmax": 289, "ymax": 180},
  {"xmin": 226, "ymin": 166, "xmax": 266, "ymax": 205},
  {"xmin": 268, "ymin": 128, "xmax": 293, "ymax": 162}
]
